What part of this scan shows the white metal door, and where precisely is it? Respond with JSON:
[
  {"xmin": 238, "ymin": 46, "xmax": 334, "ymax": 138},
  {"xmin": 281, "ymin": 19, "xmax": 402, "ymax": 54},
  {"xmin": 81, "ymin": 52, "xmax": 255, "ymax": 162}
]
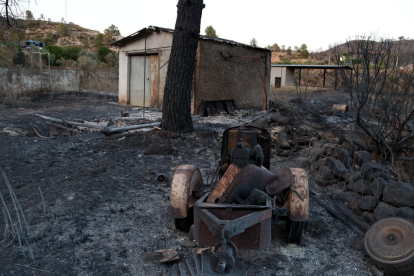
[{"xmin": 129, "ymin": 55, "xmax": 151, "ymax": 106}]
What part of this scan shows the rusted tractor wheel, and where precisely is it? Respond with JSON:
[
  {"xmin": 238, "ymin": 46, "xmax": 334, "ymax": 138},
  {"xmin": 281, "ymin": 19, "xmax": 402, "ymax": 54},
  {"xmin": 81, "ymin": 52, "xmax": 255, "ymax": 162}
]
[
  {"xmin": 169, "ymin": 165, "xmax": 203, "ymax": 232},
  {"xmin": 286, "ymin": 168, "xmax": 308, "ymax": 244}
]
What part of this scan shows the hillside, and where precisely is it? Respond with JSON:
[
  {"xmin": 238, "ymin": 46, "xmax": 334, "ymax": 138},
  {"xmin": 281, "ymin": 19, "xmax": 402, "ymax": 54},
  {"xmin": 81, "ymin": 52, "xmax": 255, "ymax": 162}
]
[
  {"xmin": 314, "ymin": 39, "xmax": 414, "ymax": 65},
  {"xmin": 2, "ymin": 19, "xmax": 121, "ymax": 52}
]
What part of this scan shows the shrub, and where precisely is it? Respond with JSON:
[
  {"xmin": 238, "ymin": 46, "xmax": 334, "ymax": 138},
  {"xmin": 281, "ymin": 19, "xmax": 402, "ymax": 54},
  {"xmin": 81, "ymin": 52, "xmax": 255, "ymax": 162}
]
[
  {"xmin": 97, "ymin": 46, "xmax": 113, "ymax": 62},
  {"xmin": 77, "ymin": 55, "xmax": 97, "ymax": 75},
  {"xmin": 58, "ymin": 23, "xmax": 69, "ymax": 36}
]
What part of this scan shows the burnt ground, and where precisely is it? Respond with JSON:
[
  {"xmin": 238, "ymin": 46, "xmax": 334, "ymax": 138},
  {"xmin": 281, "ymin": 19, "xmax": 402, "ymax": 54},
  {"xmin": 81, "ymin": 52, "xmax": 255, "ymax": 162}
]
[{"xmin": 0, "ymin": 93, "xmax": 380, "ymax": 276}]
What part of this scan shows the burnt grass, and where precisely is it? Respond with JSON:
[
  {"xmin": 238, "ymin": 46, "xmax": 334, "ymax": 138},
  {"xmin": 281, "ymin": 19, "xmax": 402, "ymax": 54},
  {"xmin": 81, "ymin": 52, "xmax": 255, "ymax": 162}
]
[{"xmin": 0, "ymin": 95, "xmax": 377, "ymax": 276}]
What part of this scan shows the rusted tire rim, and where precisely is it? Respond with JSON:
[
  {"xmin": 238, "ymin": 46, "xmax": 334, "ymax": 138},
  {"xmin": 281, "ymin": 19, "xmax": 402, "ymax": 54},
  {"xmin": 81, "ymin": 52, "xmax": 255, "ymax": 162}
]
[
  {"xmin": 287, "ymin": 168, "xmax": 309, "ymax": 222},
  {"xmin": 169, "ymin": 165, "xmax": 203, "ymax": 230}
]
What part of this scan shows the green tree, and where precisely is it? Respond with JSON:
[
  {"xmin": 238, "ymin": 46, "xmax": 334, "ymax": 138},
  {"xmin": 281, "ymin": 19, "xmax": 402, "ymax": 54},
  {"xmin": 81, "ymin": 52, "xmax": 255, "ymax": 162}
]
[
  {"xmin": 105, "ymin": 52, "xmax": 118, "ymax": 70},
  {"xmin": 103, "ymin": 31, "xmax": 113, "ymax": 46},
  {"xmin": 77, "ymin": 55, "xmax": 96, "ymax": 75},
  {"xmin": 298, "ymin": 43, "xmax": 309, "ymax": 58},
  {"xmin": 59, "ymin": 23, "xmax": 69, "ymax": 36},
  {"xmin": 63, "ymin": 45, "xmax": 81, "ymax": 61},
  {"xmin": 10, "ymin": 29, "xmax": 25, "ymax": 43},
  {"xmin": 97, "ymin": 46, "xmax": 113, "ymax": 62},
  {"xmin": 204, "ymin": 25, "xmax": 218, "ymax": 38},
  {"xmin": 272, "ymin": 43, "xmax": 281, "ymax": 52},
  {"xmin": 45, "ymin": 45, "xmax": 64, "ymax": 65},
  {"xmin": 44, "ymin": 37, "xmax": 55, "ymax": 45},
  {"xmin": 25, "ymin": 10, "xmax": 34, "ymax": 20},
  {"xmin": 104, "ymin": 24, "xmax": 121, "ymax": 36},
  {"xmin": 287, "ymin": 46, "xmax": 292, "ymax": 55},
  {"xmin": 94, "ymin": 33, "xmax": 104, "ymax": 50}
]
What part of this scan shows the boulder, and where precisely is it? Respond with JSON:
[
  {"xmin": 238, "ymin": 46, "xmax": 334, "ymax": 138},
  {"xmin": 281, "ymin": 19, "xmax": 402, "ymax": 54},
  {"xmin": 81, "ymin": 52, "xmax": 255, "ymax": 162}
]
[
  {"xmin": 248, "ymin": 117, "xmax": 270, "ymax": 129},
  {"xmin": 338, "ymin": 192, "xmax": 362, "ymax": 214},
  {"xmin": 360, "ymin": 211, "xmax": 374, "ymax": 224},
  {"xmin": 331, "ymin": 146, "xmax": 353, "ymax": 168},
  {"xmin": 324, "ymin": 143, "xmax": 338, "ymax": 155},
  {"xmin": 373, "ymin": 202, "xmax": 396, "ymax": 221},
  {"xmin": 321, "ymin": 157, "xmax": 348, "ymax": 176},
  {"xmin": 314, "ymin": 176, "xmax": 329, "ymax": 186},
  {"xmin": 319, "ymin": 166, "xmax": 334, "ymax": 180},
  {"xmin": 354, "ymin": 151, "xmax": 372, "ymax": 166},
  {"xmin": 341, "ymin": 139, "xmax": 358, "ymax": 155},
  {"xmin": 370, "ymin": 177, "xmax": 387, "ymax": 199},
  {"xmin": 310, "ymin": 146, "xmax": 327, "ymax": 162},
  {"xmin": 343, "ymin": 132, "xmax": 368, "ymax": 151},
  {"xmin": 395, "ymin": 207, "xmax": 414, "ymax": 222},
  {"xmin": 383, "ymin": 181, "xmax": 414, "ymax": 207},
  {"xmin": 268, "ymin": 114, "xmax": 293, "ymax": 126},
  {"xmin": 347, "ymin": 171, "xmax": 362, "ymax": 183},
  {"xmin": 358, "ymin": 195, "xmax": 378, "ymax": 211},
  {"xmin": 349, "ymin": 179, "xmax": 371, "ymax": 194},
  {"xmin": 277, "ymin": 132, "xmax": 290, "ymax": 149},
  {"xmin": 328, "ymin": 138, "xmax": 341, "ymax": 144},
  {"xmin": 361, "ymin": 162, "xmax": 391, "ymax": 180}
]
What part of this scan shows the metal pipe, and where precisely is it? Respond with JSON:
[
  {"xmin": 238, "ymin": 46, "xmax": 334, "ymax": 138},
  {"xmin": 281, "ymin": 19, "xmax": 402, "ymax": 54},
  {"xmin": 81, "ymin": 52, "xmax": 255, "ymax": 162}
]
[
  {"xmin": 101, "ymin": 122, "xmax": 161, "ymax": 134},
  {"xmin": 143, "ymin": 36, "xmax": 147, "ymax": 119}
]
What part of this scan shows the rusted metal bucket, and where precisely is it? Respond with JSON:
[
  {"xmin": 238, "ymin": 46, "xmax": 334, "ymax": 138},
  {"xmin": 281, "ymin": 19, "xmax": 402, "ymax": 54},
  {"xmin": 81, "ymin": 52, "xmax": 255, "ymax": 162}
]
[{"xmin": 332, "ymin": 104, "xmax": 348, "ymax": 112}]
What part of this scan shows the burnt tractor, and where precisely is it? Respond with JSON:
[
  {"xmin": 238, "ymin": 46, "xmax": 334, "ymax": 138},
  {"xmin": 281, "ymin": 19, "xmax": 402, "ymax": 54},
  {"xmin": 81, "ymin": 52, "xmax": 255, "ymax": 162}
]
[{"xmin": 169, "ymin": 126, "xmax": 309, "ymax": 275}]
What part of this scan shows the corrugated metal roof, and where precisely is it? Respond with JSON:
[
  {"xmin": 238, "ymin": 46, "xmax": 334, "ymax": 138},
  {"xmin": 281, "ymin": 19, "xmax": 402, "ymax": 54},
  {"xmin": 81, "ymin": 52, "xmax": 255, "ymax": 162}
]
[
  {"xmin": 271, "ymin": 64, "xmax": 352, "ymax": 69},
  {"xmin": 112, "ymin": 25, "xmax": 270, "ymax": 51}
]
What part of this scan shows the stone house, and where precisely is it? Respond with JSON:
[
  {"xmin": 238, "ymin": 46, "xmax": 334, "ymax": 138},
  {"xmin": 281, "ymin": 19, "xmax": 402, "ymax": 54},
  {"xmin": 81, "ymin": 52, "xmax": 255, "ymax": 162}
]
[{"xmin": 112, "ymin": 26, "xmax": 271, "ymax": 114}]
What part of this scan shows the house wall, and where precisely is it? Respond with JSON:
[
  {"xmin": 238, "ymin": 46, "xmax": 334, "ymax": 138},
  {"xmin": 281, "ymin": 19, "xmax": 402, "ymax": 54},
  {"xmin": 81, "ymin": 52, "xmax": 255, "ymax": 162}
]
[
  {"xmin": 195, "ymin": 40, "xmax": 271, "ymax": 113},
  {"xmin": 0, "ymin": 67, "xmax": 79, "ymax": 93},
  {"xmin": 285, "ymin": 67, "xmax": 295, "ymax": 86},
  {"xmin": 118, "ymin": 31, "xmax": 172, "ymax": 105},
  {"xmin": 270, "ymin": 66, "xmax": 295, "ymax": 87}
]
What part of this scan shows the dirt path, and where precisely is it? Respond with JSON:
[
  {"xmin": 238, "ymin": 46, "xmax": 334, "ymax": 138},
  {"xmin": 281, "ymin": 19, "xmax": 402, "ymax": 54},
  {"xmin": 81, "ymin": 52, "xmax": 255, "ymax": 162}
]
[{"xmin": 0, "ymin": 96, "xmax": 377, "ymax": 276}]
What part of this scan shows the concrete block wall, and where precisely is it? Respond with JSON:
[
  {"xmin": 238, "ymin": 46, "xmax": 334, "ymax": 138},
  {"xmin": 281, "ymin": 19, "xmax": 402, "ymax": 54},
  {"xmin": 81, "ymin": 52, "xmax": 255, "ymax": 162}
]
[{"xmin": 0, "ymin": 67, "xmax": 80, "ymax": 93}]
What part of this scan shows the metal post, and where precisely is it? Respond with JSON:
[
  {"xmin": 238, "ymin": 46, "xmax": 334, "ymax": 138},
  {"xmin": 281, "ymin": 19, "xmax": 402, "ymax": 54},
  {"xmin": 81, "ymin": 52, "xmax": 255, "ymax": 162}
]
[
  {"xmin": 298, "ymin": 69, "xmax": 301, "ymax": 86},
  {"xmin": 334, "ymin": 69, "xmax": 338, "ymax": 90},
  {"xmin": 143, "ymin": 36, "xmax": 147, "ymax": 118},
  {"xmin": 323, "ymin": 69, "xmax": 326, "ymax": 88},
  {"xmin": 262, "ymin": 55, "xmax": 267, "ymax": 111}
]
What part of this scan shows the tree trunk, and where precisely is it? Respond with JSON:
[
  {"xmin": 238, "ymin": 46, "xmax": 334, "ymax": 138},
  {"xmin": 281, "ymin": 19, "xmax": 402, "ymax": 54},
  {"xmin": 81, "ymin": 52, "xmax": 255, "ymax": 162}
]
[{"xmin": 161, "ymin": 0, "xmax": 204, "ymax": 134}]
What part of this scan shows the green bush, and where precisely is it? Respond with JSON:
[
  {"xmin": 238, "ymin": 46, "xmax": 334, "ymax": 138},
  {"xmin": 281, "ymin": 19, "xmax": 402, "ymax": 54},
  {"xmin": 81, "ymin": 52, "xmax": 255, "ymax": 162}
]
[
  {"xmin": 59, "ymin": 23, "xmax": 69, "ymax": 36},
  {"xmin": 97, "ymin": 46, "xmax": 113, "ymax": 62},
  {"xmin": 44, "ymin": 38, "xmax": 55, "ymax": 45},
  {"xmin": 12, "ymin": 47, "xmax": 26, "ymax": 66}
]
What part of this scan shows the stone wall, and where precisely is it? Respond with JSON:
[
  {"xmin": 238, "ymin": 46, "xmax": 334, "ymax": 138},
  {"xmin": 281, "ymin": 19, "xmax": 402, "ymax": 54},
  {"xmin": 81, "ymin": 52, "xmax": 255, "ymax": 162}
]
[
  {"xmin": 0, "ymin": 67, "xmax": 80, "ymax": 93},
  {"xmin": 309, "ymin": 133, "xmax": 414, "ymax": 225}
]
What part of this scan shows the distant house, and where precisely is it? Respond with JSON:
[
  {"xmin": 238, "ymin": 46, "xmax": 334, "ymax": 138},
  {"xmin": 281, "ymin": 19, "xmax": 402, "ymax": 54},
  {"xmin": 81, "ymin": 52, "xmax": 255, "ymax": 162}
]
[
  {"xmin": 112, "ymin": 26, "xmax": 271, "ymax": 114},
  {"xmin": 270, "ymin": 64, "xmax": 352, "ymax": 88}
]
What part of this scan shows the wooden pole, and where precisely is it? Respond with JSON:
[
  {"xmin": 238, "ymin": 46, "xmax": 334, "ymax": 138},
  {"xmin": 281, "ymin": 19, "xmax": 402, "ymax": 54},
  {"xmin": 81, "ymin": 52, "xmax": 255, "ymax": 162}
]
[{"xmin": 323, "ymin": 69, "xmax": 326, "ymax": 88}]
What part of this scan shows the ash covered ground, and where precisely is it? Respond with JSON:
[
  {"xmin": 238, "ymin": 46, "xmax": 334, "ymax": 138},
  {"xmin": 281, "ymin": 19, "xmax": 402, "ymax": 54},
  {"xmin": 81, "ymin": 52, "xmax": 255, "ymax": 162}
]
[{"xmin": 0, "ymin": 93, "xmax": 380, "ymax": 276}]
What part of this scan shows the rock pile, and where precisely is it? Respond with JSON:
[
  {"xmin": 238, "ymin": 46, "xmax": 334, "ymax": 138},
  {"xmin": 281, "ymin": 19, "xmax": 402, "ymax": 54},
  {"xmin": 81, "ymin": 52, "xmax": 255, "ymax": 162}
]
[
  {"xmin": 245, "ymin": 106, "xmax": 414, "ymax": 226},
  {"xmin": 309, "ymin": 134, "xmax": 414, "ymax": 225}
]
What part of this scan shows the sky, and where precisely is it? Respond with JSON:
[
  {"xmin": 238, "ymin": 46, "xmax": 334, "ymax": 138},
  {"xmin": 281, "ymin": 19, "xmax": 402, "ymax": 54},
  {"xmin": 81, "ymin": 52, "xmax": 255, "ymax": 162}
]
[{"xmin": 26, "ymin": 0, "xmax": 414, "ymax": 52}]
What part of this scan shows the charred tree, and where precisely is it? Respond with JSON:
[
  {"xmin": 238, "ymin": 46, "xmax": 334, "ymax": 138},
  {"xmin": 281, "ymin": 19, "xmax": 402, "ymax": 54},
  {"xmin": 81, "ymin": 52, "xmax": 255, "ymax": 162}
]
[
  {"xmin": 161, "ymin": 0, "xmax": 204, "ymax": 134},
  {"xmin": 332, "ymin": 36, "xmax": 414, "ymax": 166},
  {"xmin": 0, "ymin": 0, "xmax": 23, "ymax": 29}
]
